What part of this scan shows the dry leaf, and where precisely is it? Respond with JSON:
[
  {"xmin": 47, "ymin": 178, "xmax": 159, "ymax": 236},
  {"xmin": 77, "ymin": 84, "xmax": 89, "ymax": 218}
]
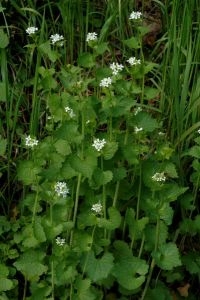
[{"xmin": 177, "ymin": 283, "xmax": 190, "ymax": 297}]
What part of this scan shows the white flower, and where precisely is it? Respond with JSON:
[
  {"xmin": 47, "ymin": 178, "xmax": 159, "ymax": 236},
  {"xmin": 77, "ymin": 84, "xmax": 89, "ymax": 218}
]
[
  {"xmin": 127, "ymin": 57, "xmax": 141, "ymax": 66},
  {"xmin": 134, "ymin": 126, "xmax": 143, "ymax": 133},
  {"xmin": 197, "ymin": 129, "xmax": 200, "ymax": 134},
  {"xmin": 65, "ymin": 106, "xmax": 75, "ymax": 118},
  {"xmin": 50, "ymin": 33, "xmax": 64, "ymax": 45},
  {"xmin": 152, "ymin": 172, "xmax": 166, "ymax": 182},
  {"xmin": 86, "ymin": 32, "xmax": 98, "ymax": 42},
  {"xmin": 92, "ymin": 138, "xmax": 106, "ymax": 152},
  {"xmin": 99, "ymin": 77, "xmax": 112, "ymax": 88},
  {"xmin": 158, "ymin": 131, "xmax": 165, "ymax": 136},
  {"xmin": 25, "ymin": 135, "xmax": 39, "ymax": 148},
  {"xmin": 134, "ymin": 107, "xmax": 142, "ymax": 115},
  {"xmin": 129, "ymin": 11, "xmax": 142, "ymax": 20},
  {"xmin": 55, "ymin": 236, "xmax": 66, "ymax": 246},
  {"xmin": 54, "ymin": 181, "xmax": 69, "ymax": 197},
  {"xmin": 110, "ymin": 62, "xmax": 124, "ymax": 75},
  {"xmin": 91, "ymin": 203, "xmax": 103, "ymax": 214},
  {"xmin": 26, "ymin": 27, "xmax": 38, "ymax": 35}
]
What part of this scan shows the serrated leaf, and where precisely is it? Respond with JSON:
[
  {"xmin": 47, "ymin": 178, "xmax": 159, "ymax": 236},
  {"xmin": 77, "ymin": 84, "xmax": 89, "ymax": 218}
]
[
  {"xmin": 13, "ymin": 250, "xmax": 47, "ymax": 280},
  {"xmin": 54, "ymin": 123, "xmax": 82, "ymax": 144},
  {"xmin": 152, "ymin": 242, "xmax": 181, "ymax": 270},
  {"xmin": 0, "ymin": 264, "xmax": 9, "ymax": 278},
  {"xmin": 187, "ymin": 145, "xmax": 200, "ymax": 159},
  {"xmin": 97, "ymin": 207, "xmax": 121, "ymax": 230},
  {"xmin": 144, "ymin": 87, "xmax": 159, "ymax": 100},
  {"xmin": 136, "ymin": 112, "xmax": 159, "ymax": 132},
  {"xmin": 112, "ymin": 241, "xmax": 148, "ymax": 290},
  {"xmin": 158, "ymin": 203, "xmax": 173, "ymax": 225},
  {"xmin": 94, "ymin": 42, "xmax": 109, "ymax": 55},
  {"xmin": 54, "ymin": 139, "xmax": 71, "ymax": 156},
  {"xmin": 33, "ymin": 218, "xmax": 46, "ymax": 242},
  {"xmin": 17, "ymin": 160, "xmax": 41, "ymax": 185},
  {"xmin": 69, "ymin": 154, "xmax": 96, "ymax": 179},
  {"xmin": 78, "ymin": 53, "xmax": 95, "ymax": 68},
  {"xmin": 103, "ymin": 141, "xmax": 118, "ymax": 160},
  {"xmin": 82, "ymin": 251, "xmax": 114, "ymax": 282},
  {"xmin": 182, "ymin": 252, "xmax": 200, "ymax": 275}
]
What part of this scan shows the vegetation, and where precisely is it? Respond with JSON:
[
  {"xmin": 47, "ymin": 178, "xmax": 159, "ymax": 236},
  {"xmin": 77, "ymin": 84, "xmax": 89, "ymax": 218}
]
[{"xmin": 0, "ymin": 0, "xmax": 200, "ymax": 299}]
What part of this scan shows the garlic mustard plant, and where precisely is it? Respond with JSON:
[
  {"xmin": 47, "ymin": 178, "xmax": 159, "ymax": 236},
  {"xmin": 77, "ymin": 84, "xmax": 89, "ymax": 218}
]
[
  {"xmin": 110, "ymin": 62, "xmax": 124, "ymax": 75},
  {"xmin": 26, "ymin": 27, "xmax": 38, "ymax": 35},
  {"xmin": 55, "ymin": 236, "xmax": 66, "ymax": 246},
  {"xmin": 99, "ymin": 77, "xmax": 112, "ymax": 87},
  {"xmin": 91, "ymin": 203, "xmax": 103, "ymax": 214},
  {"xmin": 54, "ymin": 182, "xmax": 69, "ymax": 197},
  {"xmin": 25, "ymin": 135, "xmax": 39, "ymax": 148},
  {"xmin": 127, "ymin": 57, "xmax": 141, "ymax": 66},
  {"xmin": 50, "ymin": 33, "xmax": 64, "ymax": 46},
  {"xmin": 86, "ymin": 32, "xmax": 98, "ymax": 42},
  {"xmin": 92, "ymin": 138, "xmax": 106, "ymax": 152},
  {"xmin": 152, "ymin": 172, "xmax": 166, "ymax": 182},
  {"xmin": 129, "ymin": 11, "xmax": 142, "ymax": 20}
]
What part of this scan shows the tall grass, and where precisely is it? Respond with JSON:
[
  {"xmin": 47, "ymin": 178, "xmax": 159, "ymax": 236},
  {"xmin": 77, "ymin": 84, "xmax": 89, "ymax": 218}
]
[{"xmin": 158, "ymin": 0, "xmax": 200, "ymax": 154}]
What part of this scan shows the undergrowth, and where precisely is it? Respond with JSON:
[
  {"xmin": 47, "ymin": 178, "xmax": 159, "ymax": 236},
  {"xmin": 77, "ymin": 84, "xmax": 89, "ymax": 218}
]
[{"xmin": 0, "ymin": 1, "xmax": 200, "ymax": 299}]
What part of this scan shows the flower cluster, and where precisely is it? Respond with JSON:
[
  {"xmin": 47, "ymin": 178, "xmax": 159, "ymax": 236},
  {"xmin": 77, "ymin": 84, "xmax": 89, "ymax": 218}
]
[
  {"xmin": 91, "ymin": 203, "xmax": 103, "ymax": 214},
  {"xmin": 26, "ymin": 27, "xmax": 38, "ymax": 35},
  {"xmin": 99, "ymin": 77, "xmax": 112, "ymax": 88},
  {"xmin": 55, "ymin": 236, "xmax": 66, "ymax": 246},
  {"xmin": 50, "ymin": 34, "xmax": 64, "ymax": 46},
  {"xmin": 134, "ymin": 126, "xmax": 143, "ymax": 133},
  {"xmin": 86, "ymin": 32, "xmax": 98, "ymax": 42},
  {"xmin": 54, "ymin": 181, "xmax": 69, "ymax": 197},
  {"xmin": 129, "ymin": 11, "xmax": 142, "ymax": 20},
  {"xmin": 25, "ymin": 135, "xmax": 39, "ymax": 148},
  {"xmin": 197, "ymin": 129, "xmax": 200, "ymax": 134},
  {"xmin": 127, "ymin": 57, "xmax": 141, "ymax": 66},
  {"xmin": 65, "ymin": 106, "xmax": 75, "ymax": 118},
  {"xmin": 134, "ymin": 107, "xmax": 142, "ymax": 115},
  {"xmin": 92, "ymin": 138, "xmax": 106, "ymax": 152},
  {"xmin": 152, "ymin": 172, "xmax": 166, "ymax": 182},
  {"xmin": 110, "ymin": 62, "xmax": 124, "ymax": 75}
]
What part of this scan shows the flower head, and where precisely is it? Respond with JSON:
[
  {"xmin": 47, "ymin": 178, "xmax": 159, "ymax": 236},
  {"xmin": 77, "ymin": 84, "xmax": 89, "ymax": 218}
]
[
  {"xmin": 26, "ymin": 27, "xmax": 38, "ymax": 35},
  {"xmin": 99, "ymin": 77, "xmax": 112, "ymax": 88},
  {"xmin": 54, "ymin": 181, "xmax": 69, "ymax": 197},
  {"xmin": 129, "ymin": 11, "xmax": 142, "ymax": 20},
  {"xmin": 86, "ymin": 32, "xmax": 98, "ymax": 42},
  {"xmin": 152, "ymin": 172, "xmax": 166, "ymax": 182},
  {"xmin": 134, "ymin": 126, "xmax": 143, "ymax": 133},
  {"xmin": 25, "ymin": 135, "xmax": 39, "ymax": 148},
  {"xmin": 134, "ymin": 107, "xmax": 142, "ymax": 115},
  {"xmin": 65, "ymin": 106, "xmax": 75, "ymax": 118},
  {"xmin": 110, "ymin": 62, "xmax": 124, "ymax": 75},
  {"xmin": 50, "ymin": 33, "xmax": 64, "ymax": 46},
  {"xmin": 91, "ymin": 203, "xmax": 103, "ymax": 215},
  {"xmin": 197, "ymin": 129, "xmax": 200, "ymax": 134},
  {"xmin": 127, "ymin": 57, "xmax": 141, "ymax": 66},
  {"xmin": 92, "ymin": 138, "xmax": 106, "ymax": 152},
  {"xmin": 55, "ymin": 236, "xmax": 66, "ymax": 246}
]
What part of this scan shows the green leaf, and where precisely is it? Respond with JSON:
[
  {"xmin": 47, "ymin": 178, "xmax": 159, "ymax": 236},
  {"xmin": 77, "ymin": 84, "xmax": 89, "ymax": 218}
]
[
  {"xmin": 69, "ymin": 154, "xmax": 96, "ymax": 179},
  {"xmin": 94, "ymin": 42, "xmax": 109, "ymax": 55},
  {"xmin": 14, "ymin": 250, "xmax": 47, "ymax": 280},
  {"xmin": 0, "ymin": 278, "xmax": 13, "ymax": 292},
  {"xmin": 123, "ymin": 37, "xmax": 140, "ymax": 49},
  {"xmin": 136, "ymin": 112, "xmax": 159, "ymax": 132},
  {"xmin": 144, "ymin": 87, "xmax": 159, "ymax": 100},
  {"xmin": 92, "ymin": 169, "xmax": 113, "ymax": 187},
  {"xmin": 182, "ymin": 252, "xmax": 200, "ymax": 275},
  {"xmin": 78, "ymin": 53, "xmax": 95, "ymax": 68},
  {"xmin": 0, "ymin": 82, "xmax": 6, "ymax": 102},
  {"xmin": 158, "ymin": 203, "xmax": 173, "ymax": 225},
  {"xmin": 97, "ymin": 207, "xmax": 121, "ymax": 230},
  {"xmin": 54, "ymin": 139, "xmax": 71, "ymax": 156},
  {"xmin": 55, "ymin": 123, "xmax": 82, "ymax": 144},
  {"xmin": 187, "ymin": 145, "xmax": 200, "ymax": 159},
  {"xmin": 33, "ymin": 218, "xmax": 46, "ymax": 242},
  {"xmin": 0, "ymin": 264, "xmax": 9, "ymax": 278},
  {"xmin": 152, "ymin": 242, "xmax": 182, "ymax": 270},
  {"xmin": 112, "ymin": 241, "xmax": 148, "ymax": 290},
  {"xmin": 0, "ymin": 29, "xmax": 9, "ymax": 48},
  {"xmin": 82, "ymin": 251, "xmax": 114, "ymax": 282},
  {"xmin": 0, "ymin": 136, "xmax": 6, "ymax": 156},
  {"xmin": 39, "ymin": 41, "xmax": 59, "ymax": 62},
  {"xmin": 17, "ymin": 160, "xmax": 41, "ymax": 185},
  {"xmin": 103, "ymin": 141, "xmax": 118, "ymax": 160}
]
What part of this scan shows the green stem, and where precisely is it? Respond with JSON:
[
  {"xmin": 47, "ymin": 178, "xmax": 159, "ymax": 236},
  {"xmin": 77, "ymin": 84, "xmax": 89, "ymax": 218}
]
[
  {"xmin": 112, "ymin": 181, "xmax": 120, "ymax": 207},
  {"xmin": 140, "ymin": 217, "xmax": 160, "ymax": 300},
  {"xmin": 51, "ymin": 260, "xmax": 55, "ymax": 300},
  {"xmin": 136, "ymin": 164, "xmax": 142, "ymax": 220},
  {"xmin": 70, "ymin": 173, "xmax": 82, "ymax": 246}
]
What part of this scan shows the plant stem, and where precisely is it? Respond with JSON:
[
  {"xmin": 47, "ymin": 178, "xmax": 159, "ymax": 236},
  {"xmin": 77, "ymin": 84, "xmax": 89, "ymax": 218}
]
[{"xmin": 70, "ymin": 173, "xmax": 82, "ymax": 246}]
